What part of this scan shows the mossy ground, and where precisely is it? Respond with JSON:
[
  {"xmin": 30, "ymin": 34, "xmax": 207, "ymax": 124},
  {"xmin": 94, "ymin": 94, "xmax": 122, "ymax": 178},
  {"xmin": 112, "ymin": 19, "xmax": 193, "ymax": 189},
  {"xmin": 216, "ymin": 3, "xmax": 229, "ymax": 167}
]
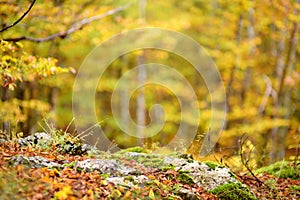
[
  {"xmin": 210, "ymin": 182, "xmax": 257, "ymax": 200},
  {"xmin": 116, "ymin": 146, "xmax": 152, "ymax": 154},
  {"xmin": 2, "ymin": 133, "xmax": 299, "ymax": 199},
  {"xmin": 255, "ymin": 161, "xmax": 300, "ymax": 179},
  {"xmin": 204, "ymin": 161, "xmax": 223, "ymax": 170}
]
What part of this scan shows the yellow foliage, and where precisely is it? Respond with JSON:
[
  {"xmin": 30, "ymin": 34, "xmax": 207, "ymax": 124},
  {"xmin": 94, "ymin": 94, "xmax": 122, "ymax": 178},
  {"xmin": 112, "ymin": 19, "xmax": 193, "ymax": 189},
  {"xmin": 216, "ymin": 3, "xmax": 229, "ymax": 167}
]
[
  {"xmin": 54, "ymin": 186, "xmax": 73, "ymax": 200},
  {"xmin": 149, "ymin": 188, "xmax": 156, "ymax": 200}
]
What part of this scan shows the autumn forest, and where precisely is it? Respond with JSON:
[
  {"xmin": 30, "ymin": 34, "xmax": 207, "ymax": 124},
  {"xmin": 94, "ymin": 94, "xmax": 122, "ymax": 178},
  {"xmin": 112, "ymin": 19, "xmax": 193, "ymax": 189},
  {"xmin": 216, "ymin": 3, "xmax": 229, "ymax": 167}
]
[{"xmin": 0, "ymin": 0, "xmax": 300, "ymax": 199}]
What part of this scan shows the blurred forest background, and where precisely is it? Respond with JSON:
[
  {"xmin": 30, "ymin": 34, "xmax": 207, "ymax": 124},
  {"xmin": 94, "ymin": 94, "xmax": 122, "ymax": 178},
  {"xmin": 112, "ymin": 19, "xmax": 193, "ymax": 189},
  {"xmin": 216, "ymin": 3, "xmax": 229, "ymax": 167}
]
[{"xmin": 0, "ymin": 0, "xmax": 299, "ymax": 170}]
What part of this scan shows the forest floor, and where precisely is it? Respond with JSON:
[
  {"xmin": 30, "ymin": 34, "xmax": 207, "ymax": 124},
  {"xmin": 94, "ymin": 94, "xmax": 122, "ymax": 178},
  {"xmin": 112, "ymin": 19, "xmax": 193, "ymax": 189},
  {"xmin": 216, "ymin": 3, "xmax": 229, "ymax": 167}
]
[{"xmin": 0, "ymin": 138, "xmax": 299, "ymax": 200}]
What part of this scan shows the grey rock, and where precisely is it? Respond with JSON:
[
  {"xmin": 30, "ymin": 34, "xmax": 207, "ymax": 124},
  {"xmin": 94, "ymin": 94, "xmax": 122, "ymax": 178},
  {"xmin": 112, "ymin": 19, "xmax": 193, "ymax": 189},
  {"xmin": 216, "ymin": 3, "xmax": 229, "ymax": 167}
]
[
  {"xmin": 75, "ymin": 159, "xmax": 136, "ymax": 175},
  {"xmin": 164, "ymin": 157, "xmax": 238, "ymax": 190},
  {"xmin": 106, "ymin": 177, "xmax": 133, "ymax": 187},
  {"xmin": 82, "ymin": 144, "xmax": 102, "ymax": 155},
  {"xmin": 124, "ymin": 152, "xmax": 150, "ymax": 158},
  {"xmin": 8, "ymin": 145, "xmax": 246, "ymax": 198},
  {"xmin": 17, "ymin": 132, "xmax": 50, "ymax": 146},
  {"xmin": 132, "ymin": 174, "xmax": 149, "ymax": 184},
  {"xmin": 10, "ymin": 155, "xmax": 62, "ymax": 168},
  {"xmin": 81, "ymin": 144, "xmax": 94, "ymax": 152},
  {"xmin": 16, "ymin": 132, "xmax": 102, "ymax": 156},
  {"xmin": 176, "ymin": 187, "xmax": 199, "ymax": 200}
]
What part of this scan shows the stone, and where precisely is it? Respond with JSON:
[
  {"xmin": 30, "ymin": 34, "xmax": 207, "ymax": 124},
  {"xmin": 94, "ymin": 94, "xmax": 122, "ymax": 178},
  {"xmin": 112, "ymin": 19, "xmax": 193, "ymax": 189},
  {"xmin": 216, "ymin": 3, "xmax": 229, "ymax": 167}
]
[
  {"xmin": 75, "ymin": 159, "xmax": 136, "ymax": 175},
  {"xmin": 10, "ymin": 155, "xmax": 62, "ymax": 168}
]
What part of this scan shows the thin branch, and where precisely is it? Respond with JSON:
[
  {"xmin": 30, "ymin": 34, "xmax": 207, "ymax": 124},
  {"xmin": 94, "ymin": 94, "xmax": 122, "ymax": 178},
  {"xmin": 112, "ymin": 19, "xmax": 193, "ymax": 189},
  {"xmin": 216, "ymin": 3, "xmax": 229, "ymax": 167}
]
[
  {"xmin": 238, "ymin": 134, "xmax": 268, "ymax": 187},
  {"xmin": 3, "ymin": 3, "xmax": 131, "ymax": 43},
  {"xmin": 0, "ymin": 0, "xmax": 36, "ymax": 33}
]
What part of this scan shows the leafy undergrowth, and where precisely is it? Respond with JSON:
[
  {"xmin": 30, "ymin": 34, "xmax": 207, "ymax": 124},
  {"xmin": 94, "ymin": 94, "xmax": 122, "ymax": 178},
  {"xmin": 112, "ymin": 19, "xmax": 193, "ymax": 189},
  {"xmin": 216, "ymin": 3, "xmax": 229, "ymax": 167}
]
[
  {"xmin": 237, "ymin": 161, "xmax": 300, "ymax": 200},
  {"xmin": 0, "ymin": 141, "xmax": 218, "ymax": 199},
  {"xmin": 254, "ymin": 161, "xmax": 300, "ymax": 180},
  {"xmin": 210, "ymin": 182, "xmax": 256, "ymax": 200},
  {"xmin": 0, "ymin": 138, "xmax": 299, "ymax": 199}
]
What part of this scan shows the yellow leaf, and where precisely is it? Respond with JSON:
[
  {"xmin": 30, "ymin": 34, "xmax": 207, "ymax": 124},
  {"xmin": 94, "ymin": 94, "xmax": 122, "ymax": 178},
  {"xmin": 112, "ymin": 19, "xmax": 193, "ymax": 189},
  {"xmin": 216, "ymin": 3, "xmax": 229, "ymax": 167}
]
[
  {"xmin": 111, "ymin": 189, "xmax": 121, "ymax": 197},
  {"xmin": 16, "ymin": 42, "xmax": 23, "ymax": 48},
  {"xmin": 148, "ymin": 175, "xmax": 155, "ymax": 180},
  {"xmin": 54, "ymin": 185, "xmax": 73, "ymax": 200},
  {"xmin": 82, "ymin": 189, "xmax": 94, "ymax": 200},
  {"xmin": 123, "ymin": 191, "xmax": 132, "ymax": 199},
  {"xmin": 87, "ymin": 189, "xmax": 94, "ymax": 200},
  {"xmin": 149, "ymin": 188, "xmax": 155, "ymax": 200},
  {"xmin": 49, "ymin": 169, "xmax": 60, "ymax": 177},
  {"xmin": 100, "ymin": 179, "xmax": 108, "ymax": 185}
]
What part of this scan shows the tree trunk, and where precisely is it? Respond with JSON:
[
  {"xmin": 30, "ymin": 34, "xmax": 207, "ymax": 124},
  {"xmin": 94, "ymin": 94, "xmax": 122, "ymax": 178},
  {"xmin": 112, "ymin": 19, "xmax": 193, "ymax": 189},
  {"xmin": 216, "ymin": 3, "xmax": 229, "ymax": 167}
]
[
  {"xmin": 48, "ymin": 86, "xmax": 58, "ymax": 128},
  {"xmin": 269, "ymin": 23, "xmax": 286, "ymax": 163},
  {"xmin": 27, "ymin": 81, "xmax": 38, "ymax": 135},
  {"xmin": 1, "ymin": 87, "xmax": 10, "ymax": 138},
  {"xmin": 241, "ymin": 7, "xmax": 256, "ymax": 107},
  {"xmin": 271, "ymin": 0, "xmax": 299, "ymax": 163},
  {"xmin": 225, "ymin": 14, "xmax": 243, "ymax": 117},
  {"xmin": 15, "ymin": 81, "xmax": 26, "ymax": 135}
]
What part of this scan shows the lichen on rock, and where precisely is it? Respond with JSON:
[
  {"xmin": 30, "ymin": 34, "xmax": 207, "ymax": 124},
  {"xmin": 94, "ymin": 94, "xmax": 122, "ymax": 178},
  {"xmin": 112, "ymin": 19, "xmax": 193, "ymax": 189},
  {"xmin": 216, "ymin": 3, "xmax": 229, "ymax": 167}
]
[
  {"xmin": 75, "ymin": 159, "xmax": 136, "ymax": 175},
  {"xmin": 164, "ymin": 156, "xmax": 238, "ymax": 190},
  {"xmin": 10, "ymin": 155, "xmax": 62, "ymax": 169},
  {"xmin": 8, "ymin": 134, "xmax": 256, "ymax": 199}
]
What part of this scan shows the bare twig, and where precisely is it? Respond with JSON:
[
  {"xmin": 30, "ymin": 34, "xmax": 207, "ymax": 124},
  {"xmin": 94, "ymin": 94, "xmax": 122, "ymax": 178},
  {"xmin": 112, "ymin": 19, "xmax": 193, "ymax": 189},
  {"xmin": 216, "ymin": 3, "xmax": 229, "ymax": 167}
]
[
  {"xmin": 238, "ymin": 134, "xmax": 268, "ymax": 187},
  {"xmin": 0, "ymin": 0, "xmax": 36, "ymax": 32},
  {"xmin": 3, "ymin": 3, "xmax": 131, "ymax": 43}
]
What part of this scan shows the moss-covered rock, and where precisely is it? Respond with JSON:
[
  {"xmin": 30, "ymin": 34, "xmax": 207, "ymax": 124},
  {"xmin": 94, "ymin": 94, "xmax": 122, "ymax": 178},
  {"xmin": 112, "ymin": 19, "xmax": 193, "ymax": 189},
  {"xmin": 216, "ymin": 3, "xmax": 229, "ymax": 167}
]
[
  {"xmin": 204, "ymin": 161, "xmax": 223, "ymax": 170},
  {"xmin": 210, "ymin": 182, "xmax": 257, "ymax": 200},
  {"xmin": 8, "ymin": 134, "xmax": 256, "ymax": 199},
  {"xmin": 17, "ymin": 132, "xmax": 92, "ymax": 155},
  {"xmin": 110, "ymin": 148, "xmax": 168, "ymax": 168},
  {"xmin": 116, "ymin": 146, "xmax": 151, "ymax": 154},
  {"xmin": 255, "ymin": 161, "xmax": 300, "ymax": 179},
  {"xmin": 177, "ymin": 170, "xmax": 195, "ymax": 185}
]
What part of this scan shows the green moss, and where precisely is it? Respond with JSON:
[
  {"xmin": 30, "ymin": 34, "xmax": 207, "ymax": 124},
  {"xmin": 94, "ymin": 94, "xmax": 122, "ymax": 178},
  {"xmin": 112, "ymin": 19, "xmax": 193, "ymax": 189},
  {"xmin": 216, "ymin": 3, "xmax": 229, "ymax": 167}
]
[
  {"xmin": 100, "ymin": 173, "xmax": 110, "ymax": 179},
  {"xmin": 161, "ymin": 164, "xmax": 176, "ymax": 171},
  {"xmin": 255, "ymin": 161, "xmax": 300, "ymax": 179},
  {"xmin": 264, "ymin": 179, "xmax": 276, "ymax": 188},
  {"xmin": 62, "ymin": 161, "xmax": 75, "ymax": 168},
  {"xmin": 289, "ymin": 185, "xmax": 300, "ymax": 191},
  {"xmin": 228, "ymin": 171, "xmax": 238, "ymax": 179},
  {"xmin": 178, "ymin": 153, "xmax": 195, "ymax": 163},
  {"xmin": 210, "ymin": 182, "xmax": 256, "ymax": 200},
  {"xmin": 204, "ymin": 161, "xmax": 222, "ymax": 170},
  {"xmin": 177, "ymin": 170, "xmax": 194, "ymax": 185},
  {"xmin": 112, "ymin": 149, "xmax": 166, "ymax": 168},
  {"xmin": 144, "ymin": 157, "xmax": 164, "ymax": 167},
  {"xmin": 124, "ymin": 176, "xmax": 134, "ymax": 182},
  {"xmin": 76, "ymin": 167, "xmax": 83, "ymax": 172},
  {"xmin": 117, "ymin": 146, "xmax": 151, "ymax": 154}
]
